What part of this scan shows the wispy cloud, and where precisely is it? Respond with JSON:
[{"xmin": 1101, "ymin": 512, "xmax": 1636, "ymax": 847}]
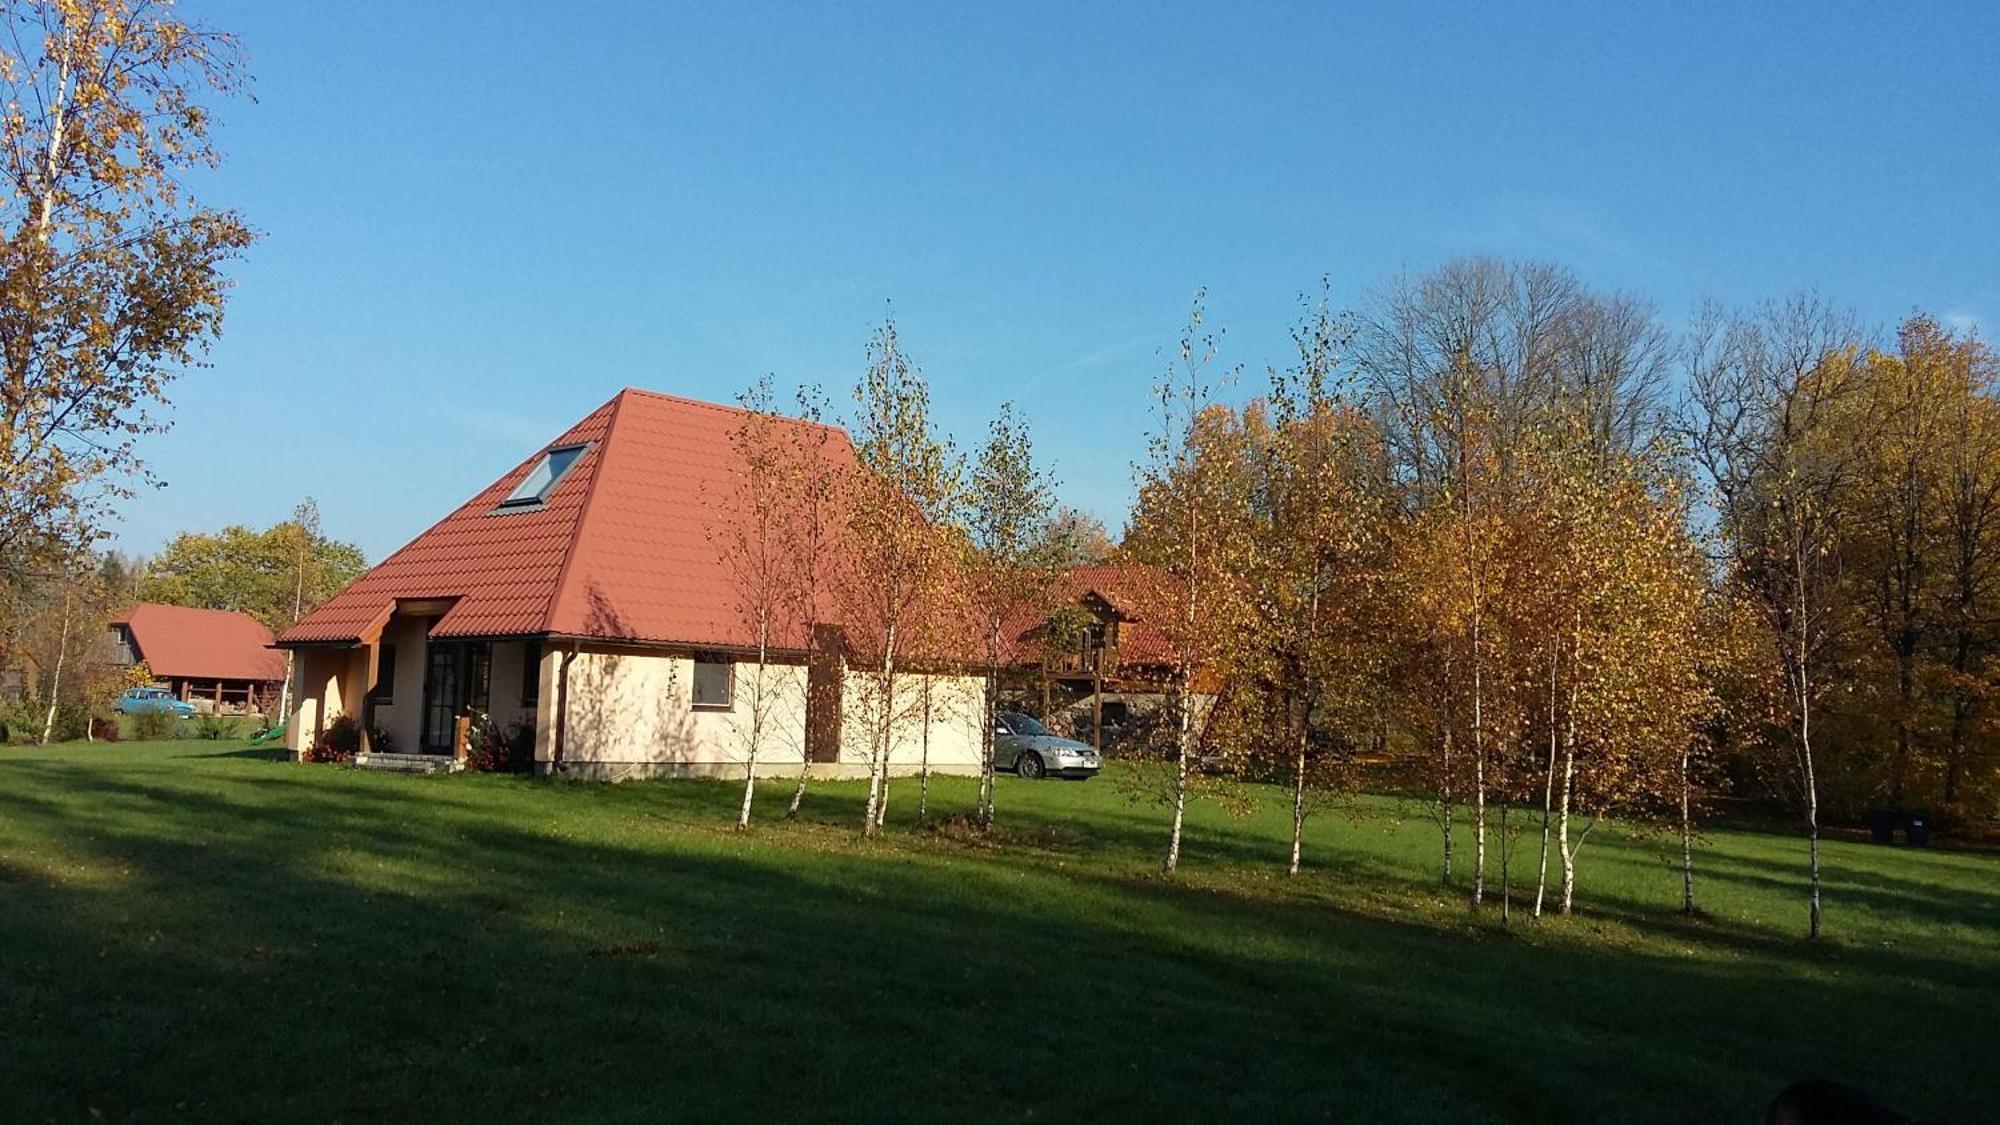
[
  {"xmin": 1944, "ymin": 307, "xmax": 1990, "ymax": 341},
  {"xmin": 1017, "ymin": 333, "xmax": 1153, "ymax": 393}
]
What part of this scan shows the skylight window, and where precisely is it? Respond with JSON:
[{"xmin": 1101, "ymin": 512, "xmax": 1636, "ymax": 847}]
[{"xmin": 499, "ymin": 443, "xmax": 587, "ymax": 508}]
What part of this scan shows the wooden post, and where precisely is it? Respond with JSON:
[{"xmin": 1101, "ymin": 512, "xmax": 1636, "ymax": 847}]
[{"xmin": 454, "ymin": 714, "xmax": 471, "ymax": 763}]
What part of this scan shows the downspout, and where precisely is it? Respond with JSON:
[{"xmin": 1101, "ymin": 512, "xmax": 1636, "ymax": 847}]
[{"xmin": 553, "ymin": 643, "xmax": 579, "ymax": 771}]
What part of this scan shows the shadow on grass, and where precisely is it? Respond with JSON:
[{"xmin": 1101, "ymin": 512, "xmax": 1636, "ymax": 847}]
[{"xmin": 0, "ymin": 754, "xmax": 1991, "ymax": 1123}]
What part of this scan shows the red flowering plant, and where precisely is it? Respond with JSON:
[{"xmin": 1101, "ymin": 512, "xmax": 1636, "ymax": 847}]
[
  {"xmin": 304, "ymin": 714, "xmax": 362, "ymax": 763},
  {"xmin": 464, "ymin": 713, "xmax": 534, "ymax": 773}
]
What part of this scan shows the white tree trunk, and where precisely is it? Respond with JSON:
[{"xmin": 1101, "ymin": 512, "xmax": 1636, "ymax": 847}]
[
  {"xmin": 1557, "ymin": 736, "xmax": 1578, "ymax": 915},
  {"xmin": 1680, "ymin": 745, "xmax": 1697, "ymax": 916},
  {"xmin": 1470, "ymin": 606, "xmax": 1487, "ymax": 907},
  {"xmin": 39, "ymin": 589, "xmax": 72, "ymax": 745},
  {"xmin": 1288, "ymin": 731, "xmax": 1307, "ymax": 876},
  {"xmin": 861, "ymin": 627, "xmax": 897, "ymax": 837},
  {"xmin": 1163, "ymin": 670, "xmax": 1193, "ymax": 875},
  {"xmin": 917, "ymin": 679, "xmax": 933, "ymax": 822},
  {"xmin": 736, "ymin": 631, "xmax": 769, "ymax": 831},
  {"xmin": 1796, "ymin": 540, "xmax": 1823, "ymax": 940},
  {"xmin": 1534, "ymin": 644, "xmax": 1559, "ymax": 918},
  {"xmin": 1439, "ymin": 718, "xmax": 1454, "ymax": 885}
]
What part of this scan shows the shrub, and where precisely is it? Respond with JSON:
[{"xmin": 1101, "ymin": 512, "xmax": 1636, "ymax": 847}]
[
  {"xmin": 369, "ymin": 726, "xmax": 397, "ymax": 755},
  {"xmin": 465, "ymin": 717, "xmax": 534, "ymax": 773},
  {"xmin": 304, "ymin": 714, "xmax": 362, "ymax": 764},
  {"xmin": 192, "ymin": 713, "xmax": 236, "ymax": 741},
  {"xmin": 89, "ymin": 718, "xmax": 121, "ymax": 742},
  {"xmin": 131, "ymin": 709, "xmax": 179, "ymax": 741}
]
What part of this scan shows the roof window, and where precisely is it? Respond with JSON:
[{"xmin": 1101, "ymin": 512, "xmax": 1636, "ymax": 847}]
[{"xmin": 499, "ymin": 443, "xmax": 587, "ymax": 509}]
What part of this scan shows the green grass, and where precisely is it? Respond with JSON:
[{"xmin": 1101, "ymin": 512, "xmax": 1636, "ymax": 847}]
[{"xmin": 1, "ymin": 741, "xmax": 1995, "ymax": 1123}]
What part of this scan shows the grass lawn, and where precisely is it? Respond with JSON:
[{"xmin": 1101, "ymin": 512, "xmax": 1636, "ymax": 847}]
[{"xmin": 1, "ymin": 741, "xmax": 1995, "ymax": 1123}]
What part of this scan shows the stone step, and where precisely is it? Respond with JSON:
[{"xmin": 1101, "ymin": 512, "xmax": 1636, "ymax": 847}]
[{"xmin": 355, "ymin": 752, "xmax": 464, "ymax": 775}]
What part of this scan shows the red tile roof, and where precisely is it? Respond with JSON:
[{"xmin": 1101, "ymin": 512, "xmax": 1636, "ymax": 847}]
[
  {"xmin": 278, "ymin": 389, "xmax": 854, "ymax": 651},
  {"xmin": 112, "ymin": 603, "xmax": 286, "ymax": 682}
]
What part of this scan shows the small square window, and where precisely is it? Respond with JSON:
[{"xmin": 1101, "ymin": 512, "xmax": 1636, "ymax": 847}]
[
  {"xmin": 691, "ymin": 657, "xmax": 733, "ymax": 710},
  {"xmin": 370, "ymin": 643, "xmax": 397, "ymax": 704},
  {"xmin": 499, "ymin": 443, "xmax": 588, "ymax": 509},
  {"xmin": 521, "ymin": 640, "xmax": 543, "ymax": 707}
]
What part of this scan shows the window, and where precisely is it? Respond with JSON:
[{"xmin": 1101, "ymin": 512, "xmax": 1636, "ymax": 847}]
[
  {"xmin": 521, "ymin": 640, "xmax": 543, "ymax": 707},
  {"xmin": 691, "ymin": 656, "xmax": 733, "ymax": 710},
  {"xmin": 370, "ymin": 644, "xmax": 397, "ymax": 703},
  {"xmin": 499, "ymin": 443, "xmax": 588, "ymax": 509}
]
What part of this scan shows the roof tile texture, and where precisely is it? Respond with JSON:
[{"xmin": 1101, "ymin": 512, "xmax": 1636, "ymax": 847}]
[
  {"xmin": 279, "ymin": 389, "xmax": 851, "ymax": 650},
  {"xmin": 112, "ymin": 603, "xmax": 286, "ymax": 682}
]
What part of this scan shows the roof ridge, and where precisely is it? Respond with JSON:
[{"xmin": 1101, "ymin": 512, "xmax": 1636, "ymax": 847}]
[
  {"xmin": 540, "ymin": 389, "xmax": 630, "ymax": 634},
  {"xmin": 617, "ymin": 385, "xmax": 849, "ymax": 436}
]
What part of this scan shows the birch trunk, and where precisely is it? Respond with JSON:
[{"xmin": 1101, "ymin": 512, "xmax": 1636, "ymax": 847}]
[
  {"xmin": 1163, "ymin": 669, "xmax": 1193, "ymax": 875},
  {"xmin": 39, "ymin": 588, "xmax": 72, "ymax": 745},
  {"xmin": 1288, "ymin": 716, "xmax": 1307, "ymax": 876},
  {"xmin": 1680, "ymin": 744, "xmax": 1697, "ymax": 916},
  {"xmin": 1440, "ymin": 712, "xmax": 1454, "ymax": 885},
  {"xmin": 917, "ymin": 678, "xmax": 932, "ymax": 823},
  {"xmin": 861, "ymin": 626, "xmax": 897, "ymax": 837},
  {"xmin": 1796, "ymin": 542, "xmax": 1823, "ymax": 940},
  {"xmin": 1499, "ymin": 801, "xmax": 1512, "ymax": 926},
  {"xmin": 1468, "ymin": 549, "xmax": 1487, "ymax": 907},
  {"xmin": 1557, "ymin": 708, "xmax": 1578, "ymax": 914},
  {"xmin": 1534, "ymin": 642, "xmax": 1559, "ymax": 918},
  {"xmin": 978, "ymin": 652, "xmax": 998, "ymax": 826},
  {"xmin": 735, "ymin": 624, "xmax": 769, "ymax": 831}
]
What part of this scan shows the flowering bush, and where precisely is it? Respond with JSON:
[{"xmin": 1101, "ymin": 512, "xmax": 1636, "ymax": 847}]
[
  {"xmin": 304, "ymin": 714, "xmax": 361, "ymax": 763},
  {"xmin": 465, "ymin": 715, "xmax": 534, "ymax": 773}
]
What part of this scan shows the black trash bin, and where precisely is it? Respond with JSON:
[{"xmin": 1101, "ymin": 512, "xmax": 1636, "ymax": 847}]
[
  {"xmin": 1903, "ymin": 812, "xmax": 1932, "ymax": 848},
  {"xmin": 1868, "ymin": 808, "xmax": 1899, "ymax": 843}
]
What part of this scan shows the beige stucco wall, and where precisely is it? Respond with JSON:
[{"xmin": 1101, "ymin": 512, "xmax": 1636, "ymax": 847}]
[
  {"xmin": 838, "ymin": 666, "xmax": 984, "ymax": 774},
  {"xmin": 288, "ymin": 629, "xmax": 543, "ymax": 758},
  {"xmin": 286, "ymin": 646, "xmax": 367, "ymax": 757},
  {"xmin": 365, "ymin": 616, "xmax": 431, "ymax": 755},
  {"xmin": 539, "ymin": 644, "xmax": 986, "ymax": 780}
]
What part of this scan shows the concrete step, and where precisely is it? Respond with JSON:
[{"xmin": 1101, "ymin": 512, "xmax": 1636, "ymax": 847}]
[{"xmin": 355, "ymin": 752, "xmax": 463, "ymax": 775}]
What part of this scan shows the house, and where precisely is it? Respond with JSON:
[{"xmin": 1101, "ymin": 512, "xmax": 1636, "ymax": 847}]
[
  {"xmin": 107, "ymin": 603, "xmax": 287, "ymax": 712},
  {"xmin": 1010, "ymin": 564, "xmax": 1186, "ymax": 747},
  {"xmin": 274, "ymin": 388, "xmax": 985, "ymax": 777}
]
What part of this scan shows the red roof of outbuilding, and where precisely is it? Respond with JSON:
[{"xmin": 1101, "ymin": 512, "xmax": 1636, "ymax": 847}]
[
  {"xmin": 278, "ymin": 389, "xmax": 854, "ymax": 650},
  {"xmin": 112, "ymin": 603, "xmax": 286, "ymax": 682},
  {"xmin": 1004, "ymin": 563, "xmax": 1179, "ymax": 667}
]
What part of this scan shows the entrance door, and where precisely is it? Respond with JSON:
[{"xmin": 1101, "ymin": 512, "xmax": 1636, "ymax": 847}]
[
  {"xmin": 421, "ymin": 645, "xmax": 460, "ymax": 753},
  {"xmin": 421, "ymin": 641, "xmax": 492, "ymax": 754}
]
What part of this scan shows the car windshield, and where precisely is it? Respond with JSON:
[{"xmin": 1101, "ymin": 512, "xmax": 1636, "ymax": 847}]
[{"xmin": 1003, "ymin": 713, "xmax": 1051, "ymax": 737}]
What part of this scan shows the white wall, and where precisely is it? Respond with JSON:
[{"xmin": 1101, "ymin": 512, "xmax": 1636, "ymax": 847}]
[{"xmin": 539, "ymin": 644, "xmax": 986, "ymax": 780}]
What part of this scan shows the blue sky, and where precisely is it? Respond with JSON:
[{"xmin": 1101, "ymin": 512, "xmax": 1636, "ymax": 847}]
[{"xmin": 125, "ymin": 0, "xmax": 2000, "ymax": 561}]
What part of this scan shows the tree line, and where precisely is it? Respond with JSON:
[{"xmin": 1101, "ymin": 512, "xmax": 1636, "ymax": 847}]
[
  {"xmin": 720, "ymin": 260, "xmax": 1995, "ymax": 943},
  {"xmin": 1113, "ymin": 261, "xmax": 1997, "ymax": 938}
]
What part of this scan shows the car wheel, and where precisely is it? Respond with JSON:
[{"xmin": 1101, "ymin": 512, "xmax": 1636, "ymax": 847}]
[{"xmin": 1017, "ymin": 752, "xmax": 1045, "ymax": 780}]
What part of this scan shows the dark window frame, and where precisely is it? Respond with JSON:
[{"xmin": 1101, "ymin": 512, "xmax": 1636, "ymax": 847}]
[
  {"xmin": 369, "ymin": 643, "xmax": 398, "ymax": 704},
  {"xmin": 521, "ymin": 640, "xmax": 543, "ymax": 707},
  {"xmin": 691, "ymin": 655, "xmax": 734, "ymax": 711}
]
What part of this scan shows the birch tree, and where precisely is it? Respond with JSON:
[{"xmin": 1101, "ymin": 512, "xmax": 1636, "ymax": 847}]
[
  {"xmin": 780, "ymin": 385, "xmax": 844, "ymax": 819},
  {"xmin": 1687, "ymin": 294, "xmax": 1869, "ymax": 939},
  {"xmin": 1125, "ymin": 291, "xmax": 1251, "ymax": 874},
  {"xmin": 964, "ymin": 402, "xmax": 1063, "ymax": 827},
  {"xmin": 1246, "ymin": 288, "xmax": 1394, "ymax": 874},
  {"xmin": 841, "ymin": 317, "xmax": 961, "ymax": 837},
  {"xmin": 0, "ymin": 1, "xmax": 255, "ymax": 581},
  {"xmin": 714, "ymin": 376, "xmax": 807, "ymax": 830}
]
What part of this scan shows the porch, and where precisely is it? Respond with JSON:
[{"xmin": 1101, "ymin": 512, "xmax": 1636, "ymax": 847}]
[{"xmin": 286, "ymin": 602, "xmax": 544, "ymax": 764}]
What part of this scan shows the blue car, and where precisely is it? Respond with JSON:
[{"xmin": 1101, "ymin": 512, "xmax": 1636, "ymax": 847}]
[{"xmin": 115, "ymin": 687, "xmax": 196, "ymax": 717}]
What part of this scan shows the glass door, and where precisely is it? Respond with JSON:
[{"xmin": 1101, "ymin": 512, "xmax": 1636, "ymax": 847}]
[{"xmin": 421, "ymin": 645, "xmax": 461, "ymax": 753}]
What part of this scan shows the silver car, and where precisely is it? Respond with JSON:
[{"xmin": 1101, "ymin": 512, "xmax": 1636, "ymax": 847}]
[{"xmin": 995, "ymin": 711, "xmax": 1102, "ymax": 780}]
